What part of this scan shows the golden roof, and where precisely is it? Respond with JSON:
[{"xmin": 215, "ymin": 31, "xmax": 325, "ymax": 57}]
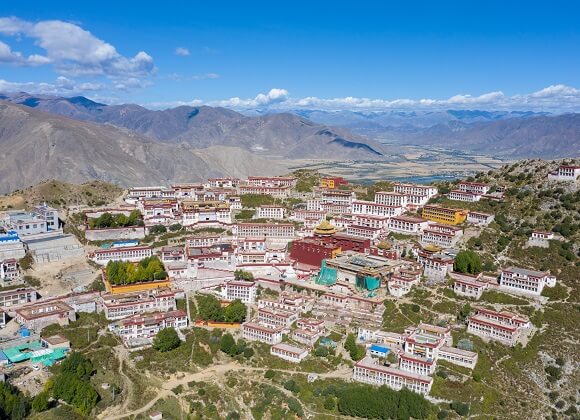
[
  {"xmin": 423, "ymin": 244, "xmax": 442, "ymax": 252},
  {"xmin": 314, "ymin": 219, "xmax": 337, "ymax": 235},
  {"xmin": 377, "ymin": 240, "xmax": 392, "ymax": 250}
]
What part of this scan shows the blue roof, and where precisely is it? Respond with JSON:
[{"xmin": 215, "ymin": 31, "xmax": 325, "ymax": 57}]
[
  {"xmin": 369, "ymin": 344, "xmax": 389, "ymax": 354},
  {"xmin": 0, "ymin": 351, "xmax": 8, "ymax": 361}
]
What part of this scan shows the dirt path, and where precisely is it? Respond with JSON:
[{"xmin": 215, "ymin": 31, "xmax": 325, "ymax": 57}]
[{"xmin": 101, "ymin": 360, "xmax": 353, "ymax": 419}]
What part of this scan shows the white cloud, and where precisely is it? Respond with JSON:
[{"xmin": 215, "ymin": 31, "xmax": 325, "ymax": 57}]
[
  {"xmin": 0, "ymin": 76, "xmax": 105, "ymax": 96},
  {"xmin": 210, "ymin": 88, "xmax": 289, "ymax": 108},
  {"xmin": 146, "ymin": 85, "xmax": 580, "ymax": 112},
  {"xmin": 0, "ymin": 17, "xmax": 155, "ymax": 78},
  {"xmin": 0, "ymin": 40, "xmax": 50, "ymax": 65},
  {"xmin": 175, "ymin": 47, "xmax": 190, "ymax": 56}
]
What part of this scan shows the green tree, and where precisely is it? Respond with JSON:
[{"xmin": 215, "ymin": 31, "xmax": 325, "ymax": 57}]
[
  {"xmin": 31, "ymin": 391, "xmax": 50, "ymax": 412},
  {"xmin": 153, "ymin": 328, "xmax": 181, "ymax": 352},
  {"xmin": 234, "ymin": 270, "xmax": 254, "ymax": 281},
  {"xmin": 169, "ymin": 223, "xmax": 182, "ymax": 232},
  {"xmin": 220, "ymin": 333, "xmax": 238, "ymax": 356},
  {"xmin": 324, "ymin": 396, "xmax": 336, "ymax": 410},
  {"xmin": 197, "ymin": 294, "xmax": 224, "ymax": 321},
  {"xmin": 451, "ymin": 401, "xmax": 470, "ymax": 417},
  {"xmin": 453, "ymin": 250, "xmax": 482, "ymax": 274},
  {"xmin": 344, "ymin": 333, "xmax": 366, "ymax": 361},
  {"xmin": 224, "ymin": 299, "xmax": 247, "ymax": 323},
  {"xmin": 149, "ymin": 224, "xmax": 167, "ymax": 235}
]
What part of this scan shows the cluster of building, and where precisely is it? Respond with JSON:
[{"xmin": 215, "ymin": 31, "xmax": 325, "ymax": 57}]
[
  {"xmin": 239, "ymin": 289, "xmax": 323, "ymax": 363},
  {"xmin": 355, "ymin": 323, "xmax": 478, "ymax": 395}
]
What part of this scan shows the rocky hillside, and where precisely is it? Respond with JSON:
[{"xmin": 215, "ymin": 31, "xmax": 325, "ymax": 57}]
[
  {"xmin": 0, "ymin": 180, "xmax": 123, "ymax": 210},
  {"xmin": 0, "ymin": 102, "xmax": 286, "ymax": 194},
  {"xmin": 1, "ymin": 92, "xmax": 385, "ymax": 160}
]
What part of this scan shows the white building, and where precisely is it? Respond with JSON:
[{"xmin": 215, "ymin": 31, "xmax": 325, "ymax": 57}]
[
  {"xmin": 247, "ymin": 176, "xmax": 297, "ymax": 188},
  {"xmin": 270, "ymin": 343, "xmax": 308, "ymax": 363},
  {"xmin": 547, "ymin": 165, "xmax": 580, "ymax": 181},
  {"xmin": 346, "ymin": 225, "xmax": 382, "ymax": 240},
  {"xmin": 234, "ymin": 223, "xmax": 295, "ymax": 238},
  {"xmin": 416, "ymin": 250, "xmax": 454, "ymax": 280},
  {"xmin": 242, "ymin": 322, "xmax": 283, "ymax": 344},
  {"xmin": 352, "ymin": 201, "xmax": 403, "ymax": 218},
  {"xmin": 387, "ymin": 272, "xmax": 420, "ymax": 297},
  {"xmin": 0, "ymin": 259, "xmax": 21, "ymax": 285},
  {"xmin": 224, "ymin": 280, "xmax": 256, "ymax": 304},
  {"xmin": 101, "ymin": 289, "xmax": 178, "ymax": 320},
  {"xmin": 255, "ymin": 205, "xmax": 286, "ymax": 220},
  {"xmin": 420, "ymin": 228, "xmax": 461, "ymax": 249},
  {"xmin": 374, "ymin": 192, "xmax": 408, "ymax": 207},
  {"xmin": 110, "ymin": 309, "xmax": 188, "ymax": 342},
  {"xmin": 257, "ymin": 307, "xmax": 298, "ymax": 329},
  {"xmin": 0, "ymin": 288, "xmax": 38, "ymax": 308},
  {"xmin": 528, "ymin": 231, "xmax": 554, "ymax": 248},
  {"xmin": 452, "ymin": 273, "xmax": 487, "ymax": 299},
  {"xmin": 321, "ymin": 191, "xmax": 355, "ymax": 208},
  {"xmin": 467, "ymin": 212, "xmax": 495, "ymax": 226},
  {"xmin": 499, "ymin": 266, "xmax": 557, "ymax": 296},
  {"xmin": 239, "ymin": 185, "xmax": 291, "ymax": 198},
  {"xmin": 458, "ymin": 181, "xmax": 490, "ymax": 195},
  {"xmin": 292, "ymin": 328, "xmax": 321, "ymax": 347},
  {"xmin": 90, "ymin": 245, "xmax": 153, "ymax": 265},
  {"xmin": 180, "ymin": 201, "xmax": 232, "ymax": 227},
  {"xmin": 186, "ymin": 235, "xmax": 222, "ymax": 248},
  {"xmin": 467, "ymin": 308, "xmax": 530, "ymax": 346},
  {"xmin": 438, "ymin": 346, "xmax": 479, "ymax": 369},
  {"xmin": 353, "ymin": 358, "xmax": 433, "ymax": 395},
  {"xmin": 448, "ymin": 190, "xmax": 481, "ymax": 202},
  {"xmin": 393, "ymin": 183, "xmax": 437, "ymax": 199},
  {"xmin": 388, "ymin": 216, "xmax": 430, "ymax": 235},
  {"xmin": 207, "ymin": 177, "xmax": 240, "ymax": 188}
]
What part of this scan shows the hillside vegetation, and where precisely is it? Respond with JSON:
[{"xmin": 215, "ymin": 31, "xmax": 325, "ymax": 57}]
[{"xmin": 0, "ymin": 179, "xmax": 123, "ymax": 210}]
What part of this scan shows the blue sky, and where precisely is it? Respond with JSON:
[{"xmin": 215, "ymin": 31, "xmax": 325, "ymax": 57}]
[{"xmin": 0, "ymin": 1, "xmax": 579, "ymax": 111}]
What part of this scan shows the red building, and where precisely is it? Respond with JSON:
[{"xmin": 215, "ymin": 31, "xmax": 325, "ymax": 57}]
[{"xmin": 290, "ymin": 221, "xmax": 371, "ymax": 268}]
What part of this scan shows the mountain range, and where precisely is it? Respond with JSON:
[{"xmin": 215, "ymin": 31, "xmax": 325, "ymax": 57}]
[
  {"xmin": 0, "ymin": 92, "xmax": 385, "ymax": 160},
  {"xmin": 0, "ymin": 92, "xmax": 578, "ymax": 194},
  {"xmin": 0, "ymin": 101, "xmax": 288, "ymax": 194},
  {"xmin": 274, "ymin": 109, "xmax": 579, "ymax": 158}
]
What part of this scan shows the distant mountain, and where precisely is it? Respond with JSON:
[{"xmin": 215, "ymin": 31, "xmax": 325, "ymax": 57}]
[
  {"xmin": 0, "ymin": 102, "xmax": 286, "ymax": 194},
  {"xmin": 0, "ymin": 92, "xmax": 385, "ymax": 160},
  {"xmin": 284, "ymin": 108, "xmax": 551, "ymax": 131},
  {"xmin": 396, "ymin": 113, "xmax": 580, "ymax": 158},
  {"xmin": 273, "ymin": 108, "xmax": 578, "ymax": 158}
]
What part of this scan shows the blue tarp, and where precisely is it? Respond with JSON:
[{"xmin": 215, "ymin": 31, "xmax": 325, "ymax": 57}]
[{"xmin": 369, "ymin": 344, "xmax": 389, "ymax": 355}]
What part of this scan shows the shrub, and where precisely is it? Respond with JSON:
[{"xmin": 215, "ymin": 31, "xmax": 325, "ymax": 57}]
[
  {"xmin": 168, "ymin": 223, "xmax": 182, "ymax": 232},
  {"xmin": 283, "ymin": 379, "xmax": 300, "ymax": 394},
  {"xmin": 545, "ymin": 365, "xmax": 562, "ymax": 380},
  {"xmin": 148, "ymin": 224, "xmax": 167, "ymax": 234},
  {"xmin": 153, "ymin": 328, "xmax": 181, "ymax": 352},
  {"xmin": 315, "ymin": 346, "xmax": 329, "ymax": 357},
  {"xmin": 219, "ymin": 334, "xmax": 238, "ymax": 356},
  {"xmin": 264, "ymin": 369, "xmax": 275, "ymax": 379},
  {"xmin": 451, "ymin": 401, "xmax": 469, "ymax": 416},
  {"xmin": 324, "ymin": 396, "xmax": 335, "ymax": 410},
  {"xmin": 243, "ymin": 347, "xmax": 254, "ymax": 359},
  {"xmin": 31, "ymin": 391, "xmax": 50, "ymax": 412}
]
